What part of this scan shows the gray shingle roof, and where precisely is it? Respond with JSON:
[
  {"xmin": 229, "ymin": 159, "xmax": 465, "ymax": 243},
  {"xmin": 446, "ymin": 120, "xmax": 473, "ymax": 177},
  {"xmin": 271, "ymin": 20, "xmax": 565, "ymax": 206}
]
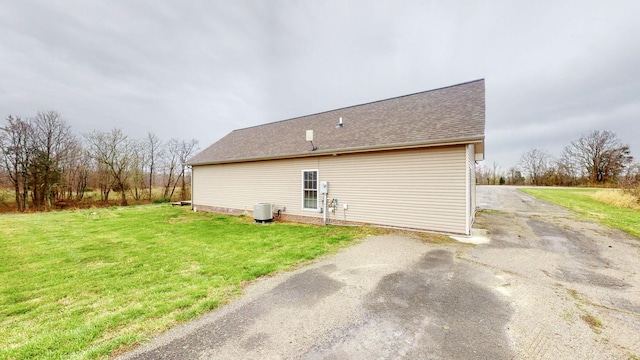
[{"xmin": 188, "ymin": 79, "xmax": 485, "ymax": 165}]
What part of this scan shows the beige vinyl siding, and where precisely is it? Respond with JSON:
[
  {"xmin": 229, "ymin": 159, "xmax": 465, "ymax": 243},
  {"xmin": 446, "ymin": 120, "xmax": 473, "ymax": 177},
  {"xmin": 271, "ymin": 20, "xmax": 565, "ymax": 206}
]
[
  {"xmin": 320, "ymin": 146, "xmax": 467, "ymax": 233},
  {"xmin": 193, "ymin": 157, "xmax": 320, "ymax": 213},
  {"xmin": 192, "ymin": 145, "xmax": 468, "ymax": 234}
]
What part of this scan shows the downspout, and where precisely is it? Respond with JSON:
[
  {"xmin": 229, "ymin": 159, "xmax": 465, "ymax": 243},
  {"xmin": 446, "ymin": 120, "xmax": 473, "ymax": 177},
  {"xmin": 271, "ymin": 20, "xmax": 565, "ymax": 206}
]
[
  {"xmin": 190, "ymin": 165, "xmax": 194, "ymax": 211},
  {"xmin": 465, "ymin": 144, "xmax": 471, "ymax": 236}
]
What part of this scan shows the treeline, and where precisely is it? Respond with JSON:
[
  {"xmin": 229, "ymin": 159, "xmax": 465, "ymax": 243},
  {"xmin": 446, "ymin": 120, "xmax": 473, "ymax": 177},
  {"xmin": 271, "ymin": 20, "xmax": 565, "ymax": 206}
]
[
  {"xmin": 477, "ymin": 129, "xmax": 639, "ymax": 188},
  {"xmin": 0, "ymin": 111, "xmax": 199, "ymax": 211}
]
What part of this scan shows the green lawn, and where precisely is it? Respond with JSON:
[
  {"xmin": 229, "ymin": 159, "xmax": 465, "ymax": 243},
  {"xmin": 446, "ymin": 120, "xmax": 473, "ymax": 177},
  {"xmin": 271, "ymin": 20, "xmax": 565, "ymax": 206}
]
[
  {"xmin": 0, "ymin": 205, "xmax": 372, "ymax": 359},
  {"xmin": 520, "ymin": 188, "xmax": 640, "ymax": 238}
]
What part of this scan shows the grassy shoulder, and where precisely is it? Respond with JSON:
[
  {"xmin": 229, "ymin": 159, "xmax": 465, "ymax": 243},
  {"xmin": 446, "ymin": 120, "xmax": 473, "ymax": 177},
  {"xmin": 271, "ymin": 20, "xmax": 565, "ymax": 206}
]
[
  {"xmin": 0, "ymin": 205, "xmax": 374, "ymax": 359},
  {"xmin": 520, "ymin": 188, "xmax": 640, "ymax": 238}
]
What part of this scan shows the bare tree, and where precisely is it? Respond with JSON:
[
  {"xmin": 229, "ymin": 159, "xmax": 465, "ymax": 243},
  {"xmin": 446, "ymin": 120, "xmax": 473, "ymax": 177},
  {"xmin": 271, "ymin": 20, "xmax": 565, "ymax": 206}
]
[
  {"xmin": 70, "ymin": 149, "xmax": 91, "ymax": 201},
  {"xmin": 58, "ymin": 138, "xmax": 85, "ymax": 201},
  {"xmin": 506, "ymin": 166, "xmax": 524, "ymax": 185},
  {"xmin": 491, "ymin": 162, "xmax": 501, "ymax": 185},
  {"xmin": 0, "ymin": 116, "xmax": 32, "ymax": 211},
  {"xmin": 84, "ymin": 129, "xmax": 132, "ymax": 206},
  {"xmin": 129, "ymin": 139, "xmax": 147, "ymax": 201},
  {"xmin": 30, "ymin": 111, "xmax": 76, "ymax": 208},
  {"xmin": 624, "ymin": 163, "xmax": 640, "ymax": 184},
  {"xmin": 554, "ymin": 153, "xmax": 580, "ymax": 186},
  {"xmin": 475, "ymin": 163, "xmax": 487, "ymax": 185},
  {"xmin": 564, "ymin": 130, "xmax": 633, "ymax": 184},
  {"xmin": 94, "ymin": 161, "xmax": 113, "ymax": 202},
  {"xmin": 160, "ymin": 138, "xmax": 199, "ymax": 201},
  {"xmin": 178, "ymin": 139, "xmax": 198, "ymax": 200},
  {"xmin": 621, "ymin": 163, "xmax": 640, "ymax": 199},
  {"xmin": 162, "ymin": 138, "xmax": 180, "ymax": 200},
  {"xmin": 519, "ymin": 148, "xmax": 549, "ymax": 186},
  {"xmin": 146, "ymin": 133, "xmax": 162, "ymax": 201}
]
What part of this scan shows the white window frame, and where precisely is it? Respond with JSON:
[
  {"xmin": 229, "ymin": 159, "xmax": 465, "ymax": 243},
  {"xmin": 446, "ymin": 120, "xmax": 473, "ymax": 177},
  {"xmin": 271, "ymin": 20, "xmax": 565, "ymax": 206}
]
[{"xmin": 301, "ymin": 169, "xmax": 319, "ymax": 211}]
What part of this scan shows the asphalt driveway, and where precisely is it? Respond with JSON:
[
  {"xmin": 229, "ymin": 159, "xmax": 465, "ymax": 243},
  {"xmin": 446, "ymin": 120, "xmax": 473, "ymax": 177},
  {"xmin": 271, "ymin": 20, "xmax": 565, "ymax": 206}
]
[{"xmin": 120, "ymin": 186, "xmax": 640, "ymax": 359}]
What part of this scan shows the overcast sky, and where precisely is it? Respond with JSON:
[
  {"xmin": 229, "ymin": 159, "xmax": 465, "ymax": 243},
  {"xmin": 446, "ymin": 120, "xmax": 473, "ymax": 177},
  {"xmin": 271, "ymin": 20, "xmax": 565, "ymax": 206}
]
[{"xmin": 1, "ymin": 1, "xmax": 639, "ymax": 169}]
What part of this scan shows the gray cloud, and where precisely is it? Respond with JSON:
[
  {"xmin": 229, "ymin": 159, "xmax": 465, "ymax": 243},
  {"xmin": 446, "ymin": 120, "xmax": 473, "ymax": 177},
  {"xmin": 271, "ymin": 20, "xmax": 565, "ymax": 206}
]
[{"xmin": 1, "ymin": 0, "xmax": 639, "ymax": 169}]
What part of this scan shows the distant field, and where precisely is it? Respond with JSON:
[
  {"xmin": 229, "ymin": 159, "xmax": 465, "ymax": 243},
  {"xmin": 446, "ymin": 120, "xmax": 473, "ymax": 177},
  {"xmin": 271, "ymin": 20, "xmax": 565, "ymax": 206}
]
[
  {"xmin": 0, "ymin": 205, "xmax": 372, "ymax": 359},
  {"xmin": 520, "ymin": 188, "xmax": 640, "ymax": 238}
]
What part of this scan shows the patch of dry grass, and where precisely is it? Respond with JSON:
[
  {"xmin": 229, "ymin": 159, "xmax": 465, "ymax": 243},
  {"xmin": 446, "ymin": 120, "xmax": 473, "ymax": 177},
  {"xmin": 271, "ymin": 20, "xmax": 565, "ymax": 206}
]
[
  {"xmin": 564, "ymin": 288, "xmax": 604, "ymax": 334},
  {"xmin": 365, "ymin": 226, "xmax": 459, "ymax": 244},
  {"xmin": 521, "ymin": 188, "xmax": 640, "ymax": 238},
  {"xmin": 592, "ymin": 190, "xmax": 640, "ymax": 210},
  {"xmin": 580, "ymin": 313, "xmax": 603, "ymax": 333}
]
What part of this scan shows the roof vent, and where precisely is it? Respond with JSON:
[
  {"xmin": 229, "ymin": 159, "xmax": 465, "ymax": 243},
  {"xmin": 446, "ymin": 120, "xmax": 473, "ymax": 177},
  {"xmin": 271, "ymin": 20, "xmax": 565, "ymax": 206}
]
[{"xmin": 336, "ymin": 117, "xmax": 344, "ymax": 128}]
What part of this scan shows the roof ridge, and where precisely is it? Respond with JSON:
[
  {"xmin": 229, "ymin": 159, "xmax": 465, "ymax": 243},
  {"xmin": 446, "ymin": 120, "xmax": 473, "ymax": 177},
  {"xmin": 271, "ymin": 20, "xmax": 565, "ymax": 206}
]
[{"xmin": 232, "ymin": 79, "xmax": 485, "ymax": 133}]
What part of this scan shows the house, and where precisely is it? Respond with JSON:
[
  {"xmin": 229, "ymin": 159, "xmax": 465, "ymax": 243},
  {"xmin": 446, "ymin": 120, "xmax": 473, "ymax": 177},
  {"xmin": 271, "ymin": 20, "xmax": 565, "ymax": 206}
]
[{"xmin": 187, "ymin": 79, "xmax": 485, "ymax": 235}]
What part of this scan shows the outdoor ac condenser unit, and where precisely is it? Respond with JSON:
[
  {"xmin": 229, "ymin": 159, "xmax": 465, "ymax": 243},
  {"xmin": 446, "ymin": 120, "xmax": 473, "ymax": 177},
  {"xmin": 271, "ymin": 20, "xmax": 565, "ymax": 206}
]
[{"xmin": 253, "ymin": 203, "xmax": 273, "ymax": 223}]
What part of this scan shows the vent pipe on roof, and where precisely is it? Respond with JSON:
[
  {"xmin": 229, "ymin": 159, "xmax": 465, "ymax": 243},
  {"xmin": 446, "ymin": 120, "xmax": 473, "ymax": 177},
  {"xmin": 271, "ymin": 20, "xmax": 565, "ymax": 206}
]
[{"xmin": 337, "ymin": 117, "xmax": 344, "ymax": 128}]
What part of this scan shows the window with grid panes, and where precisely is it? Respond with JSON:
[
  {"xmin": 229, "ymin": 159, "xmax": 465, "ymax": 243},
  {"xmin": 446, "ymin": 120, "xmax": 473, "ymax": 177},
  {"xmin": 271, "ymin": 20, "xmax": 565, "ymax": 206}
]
[{"xmin": 302, "ymin": 170, "xmax": 318, "ymax": 209}]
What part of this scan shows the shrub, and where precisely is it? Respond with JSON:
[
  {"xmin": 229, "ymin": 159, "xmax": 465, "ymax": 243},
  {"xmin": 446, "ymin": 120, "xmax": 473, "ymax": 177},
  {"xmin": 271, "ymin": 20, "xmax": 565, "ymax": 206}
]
[
  {"xmin": 153, "ymin": 198, "xmax": 171, "ymax": 204},
  {"xmin": 622, "ymin": 181, "xmax": 640, "ymax": 203},
  {"xmin": 621, "ymin": 164, "xmax": 640, "ymax": 202}
]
